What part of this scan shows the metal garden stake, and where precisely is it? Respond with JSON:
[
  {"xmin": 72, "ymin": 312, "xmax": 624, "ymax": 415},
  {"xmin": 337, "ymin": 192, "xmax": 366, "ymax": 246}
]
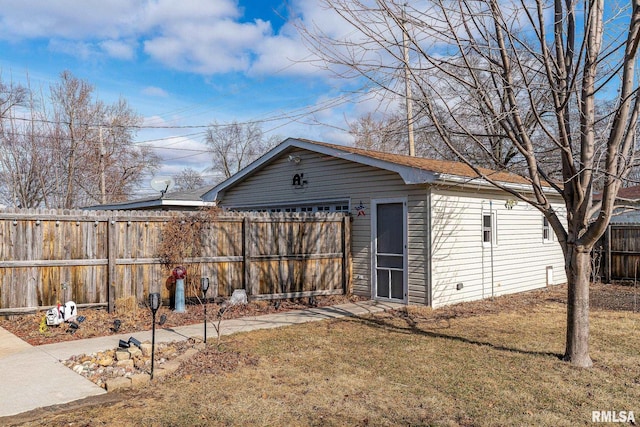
[
  {"xmin": 201, "ymin": 277, "xmax": 210, "ymax": 343},
  {"xmin": 149, "ymin": 292, "xmax": 160, "ymax": 379}
]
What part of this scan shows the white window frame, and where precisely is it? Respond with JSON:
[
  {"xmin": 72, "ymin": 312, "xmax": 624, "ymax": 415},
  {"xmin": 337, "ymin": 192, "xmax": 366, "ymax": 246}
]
[
  {"xmin": 482, "ymin": 211, "xmax": 497, "ymax": 246},
  {"xmin": 543, "ymin": 216, "xmax": 553, "ymax": 243}
]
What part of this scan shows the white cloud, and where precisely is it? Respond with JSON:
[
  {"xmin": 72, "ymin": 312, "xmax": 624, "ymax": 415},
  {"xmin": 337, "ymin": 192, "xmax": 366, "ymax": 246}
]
[
  {"xmin": 0, "ymin": 0, "xmax": 341, "ymax": 78},
  {"xmin": 143, "ymin": 19, "xmax": 273, "ymax": 74},
  {"xmin": 100, "ymin": 40, "xmax": 136, "ymax": 60},
  {"xmin": 0, "ymin": 0, "xmax": 137, "ymax": 39},
  {"xmin": 48, "ymin": 40, "xmax": 97, "ymax": 60},
  {"xmin": 141, "ymin": 86, "xmax": 169, "ymax": 97}
]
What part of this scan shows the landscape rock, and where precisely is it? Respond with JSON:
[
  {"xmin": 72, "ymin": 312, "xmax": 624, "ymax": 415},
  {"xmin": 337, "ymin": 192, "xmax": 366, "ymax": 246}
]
[
  {"xmin": 128, "ymin": 347, "xmax": 142, "ymax": 358},
  {"xmin": 105, "ymin": 376, "xmax": 131, "ymax": 392},
  {"xmin": 116, "ymin": 359, "xmax": 134, "ymax": 368},
  {"xmin": 115, "ymin": 350, "xmax": 130, "ymax": 361},
  {"xmin": 97, "ymin": 357, "xmax": 113, "ymax": 367},
  {"xmin": 131, "ymin": 373, "xmax": 151, "ymax": 387},
  {"xmin": 63, "ymin": 337, "xmax": 205, "ymax": 391},
  {"xmin": 140, "ymin": 343, "xmax": 152, "ymax": 357}
]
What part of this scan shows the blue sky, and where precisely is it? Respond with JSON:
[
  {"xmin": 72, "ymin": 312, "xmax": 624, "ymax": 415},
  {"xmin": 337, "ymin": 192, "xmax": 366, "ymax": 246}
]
[{"xmin": 0, "ymin": 0, "xmax": 371, "ymax": 190}]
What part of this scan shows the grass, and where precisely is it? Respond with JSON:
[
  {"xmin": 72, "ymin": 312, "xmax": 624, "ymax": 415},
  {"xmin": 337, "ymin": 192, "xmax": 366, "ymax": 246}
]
[{"xmin": 6, "ymin": 288, "xmax": 640, "ymax": 426}]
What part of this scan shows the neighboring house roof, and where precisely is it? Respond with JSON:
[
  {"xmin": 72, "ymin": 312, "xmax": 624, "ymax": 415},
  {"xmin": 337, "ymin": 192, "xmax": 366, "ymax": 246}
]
[
  {"xmin": 203, "ymin": 137, "xmax": 542, "ymax": 202},
  {"xmin": 592, "ymin": 185, "xmax": 640, "ymax": 224},
  {"xmin": 593, "ymin": 185, "xmax": 640, "ymax": 202},
  {"xmin": 85, "ymin": 185, "xmax": 217, "ymax": 211},
  {"xmin": 611, "ymin": 185, "xmax": 640, "ymax": 201}
]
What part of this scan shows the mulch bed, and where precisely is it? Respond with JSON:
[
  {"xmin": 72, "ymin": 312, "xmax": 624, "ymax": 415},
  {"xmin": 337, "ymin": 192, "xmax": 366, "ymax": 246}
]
[{"xmin": 0, "ymin": 295, "xmax": 364, "ymax": 346}]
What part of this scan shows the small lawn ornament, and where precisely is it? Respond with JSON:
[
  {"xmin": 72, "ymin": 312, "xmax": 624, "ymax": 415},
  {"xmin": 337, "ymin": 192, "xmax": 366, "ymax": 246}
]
[
  {"xmin": 62, "ymin": 300, "xmax": 78, "ymax": 322},
  {"xmin": 45, "ymin": 304, "xmax": 64, "ymax": 326},
  {"xmin": 172, "ymin": 265, "xmax": 187, "ymax": 313},
  {"xmin": 229, "ymin": 289, "xmax": 248, "ymax": 306},
  {"xmin": 45, "ymin": 300, "xmax": 78, "ymax": 326}
]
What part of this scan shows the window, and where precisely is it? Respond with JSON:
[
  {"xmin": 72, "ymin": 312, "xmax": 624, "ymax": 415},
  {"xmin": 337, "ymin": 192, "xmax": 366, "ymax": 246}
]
[
  {"xmin": 482, "ymin": 213, "xmax": 492, "ymax": 243},
  {"xmin": 543, "ymin": 216, "xmax": 551, "ymax": 242}
]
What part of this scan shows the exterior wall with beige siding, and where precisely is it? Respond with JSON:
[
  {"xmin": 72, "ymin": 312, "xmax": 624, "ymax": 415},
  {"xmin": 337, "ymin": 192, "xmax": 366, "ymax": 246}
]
[
  {"xmin": 218, "ymin": 146, "xmax": 566, "ymax": 307},
  {"xmin": 429, "ymin": 186, "xmax": 566, "ymax": 307},
  {"xmin": 218, "ymin": 148, "xmax": 429, "ymax": 300}
]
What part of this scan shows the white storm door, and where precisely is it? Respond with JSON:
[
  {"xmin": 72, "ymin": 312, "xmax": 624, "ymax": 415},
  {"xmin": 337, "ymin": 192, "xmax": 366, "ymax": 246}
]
[{"xmin": 373, "ymin": 199, "xmax": 407, "ymax": 302}]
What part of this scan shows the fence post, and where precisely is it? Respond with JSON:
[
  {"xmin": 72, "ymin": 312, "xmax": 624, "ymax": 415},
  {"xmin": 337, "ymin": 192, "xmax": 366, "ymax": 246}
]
[
  {"xmin": 342, "ymin": 215, "xmax": 352, "ymax": 295},
  {"xmin": 107, "ymin": 219, "xmax": 117, "ymax": 313},
  {"xmin": 605, "ymin": 225, "xmax": 611, "ymax": 283},
  {"xmin": 243, "ymin": 216, "xmax": 255, "ymax": 296}
]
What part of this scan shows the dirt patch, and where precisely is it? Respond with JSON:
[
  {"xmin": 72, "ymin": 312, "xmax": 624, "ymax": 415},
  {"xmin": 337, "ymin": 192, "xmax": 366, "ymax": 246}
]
[{"xmin": 591, "ymin": 281, "xmax": 640, "ymax": 312}]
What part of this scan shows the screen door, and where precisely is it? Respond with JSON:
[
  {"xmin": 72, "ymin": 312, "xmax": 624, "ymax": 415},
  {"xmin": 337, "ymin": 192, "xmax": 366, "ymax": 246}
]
[{"xmin": 374, "ymin": 201, "xmax": 406, "ymax": 301}]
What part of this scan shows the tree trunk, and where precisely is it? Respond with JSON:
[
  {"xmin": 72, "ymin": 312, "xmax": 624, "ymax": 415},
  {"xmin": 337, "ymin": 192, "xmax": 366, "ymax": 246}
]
[{"xmin": 564, "ymin": 246, "xmax": 593, "ymax": 367}]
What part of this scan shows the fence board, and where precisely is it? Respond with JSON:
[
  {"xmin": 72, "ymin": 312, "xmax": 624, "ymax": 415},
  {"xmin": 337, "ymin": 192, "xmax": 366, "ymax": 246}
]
[
  {"xmin": 0, "ymin": 209, "xmax": 349, "ymax": 312},
  {"xmin": 595, "ymin": 224, "xmax": 640, "ymax": 281}
]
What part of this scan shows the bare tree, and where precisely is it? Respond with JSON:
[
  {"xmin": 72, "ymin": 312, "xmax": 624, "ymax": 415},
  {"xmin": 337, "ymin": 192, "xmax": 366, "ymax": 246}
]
[
  {"xmin": 173, "ymin": 167, "xmax": 205, "ymax": 191},
  {"xmin": 349, "ymin": 112, "xmax": 406, "ymax": 153},
  {"xmin": 47, "ymin": 71, "xmax": 158, "ymax": 207},
  {"xmin": 0, "ymin": 77, "xmax": 47, "ymax": 207},
  {"xmin": 0, "ymin": 71, "xmax": 159, "ymax": 208},
  {"xmin": 0, "ymin": 79, "xmax": 27, "ymax": 119},
  {"xmin": 300, "ymin": 0, "xmax": 640, "ymax": 367},
  {"xmin": 204, "ymin": 121, "xmax": 279, "ymax": 181}
]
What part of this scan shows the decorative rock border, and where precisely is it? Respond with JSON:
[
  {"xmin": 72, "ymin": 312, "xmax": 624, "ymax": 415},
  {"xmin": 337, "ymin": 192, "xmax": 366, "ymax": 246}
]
[{"xmin": 63, "ymin": 338, "xmax": 206, "ymax": 392}]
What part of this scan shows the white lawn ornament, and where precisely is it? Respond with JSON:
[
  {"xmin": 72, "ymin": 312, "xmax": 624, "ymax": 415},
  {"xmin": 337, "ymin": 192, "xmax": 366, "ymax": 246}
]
[
  {"xmin": 62, "ymin": 301, "xmax": 78, "ymax": 322},
  {"xmin": 229, "ymin": 289, "xmax": 248, "ymax": 306},
  {"xmin": 45, "ymin": 301, "xmax": 78, "ymax": 326},
  {"xmin": 46, "ymin": 304, "xmax": 64, "ymax": 326}
]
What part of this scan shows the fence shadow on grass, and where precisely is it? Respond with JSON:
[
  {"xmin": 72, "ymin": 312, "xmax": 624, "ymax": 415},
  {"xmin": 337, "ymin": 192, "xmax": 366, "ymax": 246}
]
[{"xmin": 347, "ymin": 310, "xmax": 564, "ymax": 360}]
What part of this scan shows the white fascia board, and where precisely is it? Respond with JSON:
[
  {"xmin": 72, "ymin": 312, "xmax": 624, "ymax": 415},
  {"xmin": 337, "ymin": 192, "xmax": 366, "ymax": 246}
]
[
  {"xmin": 436, "ymin": 173, "xmax": 560, "ymax": 195},
  {"xmin": 159, "ymin": 200, "xmax": 216, "ymax": 207},
  {"xmin": 291, "ymin": 139, "xmax": 438, "ymax": 184}
]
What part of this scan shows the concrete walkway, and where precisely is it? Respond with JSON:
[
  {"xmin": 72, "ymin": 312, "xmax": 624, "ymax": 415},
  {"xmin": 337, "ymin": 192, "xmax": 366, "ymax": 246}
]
[{"xmin": 0, "ymin": 300, "xmax": 402, "ymax": 418}]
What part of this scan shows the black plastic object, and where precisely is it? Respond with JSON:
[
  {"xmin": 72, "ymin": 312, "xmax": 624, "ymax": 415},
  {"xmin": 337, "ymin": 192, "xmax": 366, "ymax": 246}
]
[
  {"xmin": 76, "ymin": 315, "xmax": 86, "ymax": 323},
  {"xmin": 111, "ymin": 319, "xmax": 121, "ymax": 332},
  {"xmin": 118, "ymin": 339, "xmax": 130, "ymax": 348},
  {"xmin": 128, "ymin": 337, "xmax": 141, "ymax": 348},
  {"xmin": 66, "ymin": 322, "xmax": 79, "ymax": 334},
  {"xmin": 158, "ymin": 314, "xmax": 167, "ymax": 326}
]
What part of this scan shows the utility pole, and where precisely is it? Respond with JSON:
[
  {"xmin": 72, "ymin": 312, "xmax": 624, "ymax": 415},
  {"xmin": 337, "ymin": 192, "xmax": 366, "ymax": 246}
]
[
  {"xmin": 99, "ymin": 126, "xmax": 106, "ymax": 204},
  {"xmin": 402, "ymin": 4, "xmax": 416, "ymax": 157}
]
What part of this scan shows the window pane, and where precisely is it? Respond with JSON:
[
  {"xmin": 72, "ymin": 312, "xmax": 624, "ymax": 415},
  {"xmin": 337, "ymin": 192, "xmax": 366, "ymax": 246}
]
[
  {"xmin": 391, "ymin": 270, "xmax": 403, "ymax": 299},
  {"xmin": 377, "ymin": 203, "xmax": 403, "ymax": 254},
  {"xmin": 377, "ymin": 255, "xmax": 403, "ymax": 269},
  {"xmin": 377, "ymin": 269, "xmax": 390, "ymax": 298},
  {"xmin": 482, "ymin": 213, "xmax": 492, "ymax": 243}
]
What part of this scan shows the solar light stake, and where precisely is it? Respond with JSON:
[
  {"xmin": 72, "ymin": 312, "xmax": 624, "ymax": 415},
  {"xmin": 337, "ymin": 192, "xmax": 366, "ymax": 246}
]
[
  {"xmin": 201, "ymin": 278, "xmax": 210, "ymax": 343},
  {"xmin": 149, "ymin": 292, "xmax": 160, "ymax": 379}
]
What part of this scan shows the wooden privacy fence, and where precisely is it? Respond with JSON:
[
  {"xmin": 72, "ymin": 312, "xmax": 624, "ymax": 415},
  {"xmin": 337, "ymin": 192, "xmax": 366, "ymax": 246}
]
[
  {"xmin": 0, "ymin": 209, "xmax": 351, "ymax": 314},
  {"xmin": 594, "ymin": 224, "xmax": 640, "ymax": 282}
]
